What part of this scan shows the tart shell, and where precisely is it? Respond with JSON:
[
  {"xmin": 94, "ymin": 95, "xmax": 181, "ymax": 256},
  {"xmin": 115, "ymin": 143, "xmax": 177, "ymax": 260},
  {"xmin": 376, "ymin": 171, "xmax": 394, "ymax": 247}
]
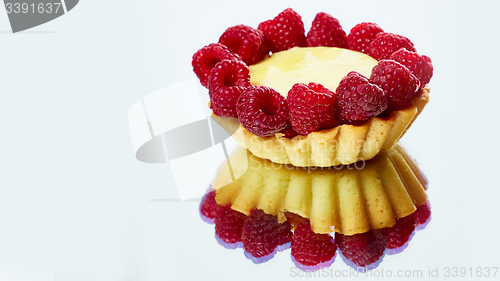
[{"xmin": 213, "ymin": 88, "xmax": 429, "ymax": 167}]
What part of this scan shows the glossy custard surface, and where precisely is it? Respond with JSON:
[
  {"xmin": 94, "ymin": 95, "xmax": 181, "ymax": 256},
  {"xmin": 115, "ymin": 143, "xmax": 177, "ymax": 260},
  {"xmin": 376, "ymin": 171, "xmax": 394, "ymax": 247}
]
[{"xmin": 249, "ymin": 47, "xmax": 378, "ymax": 97}]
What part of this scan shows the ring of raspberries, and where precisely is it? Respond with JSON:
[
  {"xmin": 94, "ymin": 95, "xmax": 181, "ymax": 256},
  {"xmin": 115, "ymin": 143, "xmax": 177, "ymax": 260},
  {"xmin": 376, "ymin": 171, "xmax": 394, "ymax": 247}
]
[
  {"xmin": 200, "ymin": 190, "xmax": 431, "ymax": 269},
  {"xmin": 192, "ymin": 8, "xmax": 433, "ymax": 137}
]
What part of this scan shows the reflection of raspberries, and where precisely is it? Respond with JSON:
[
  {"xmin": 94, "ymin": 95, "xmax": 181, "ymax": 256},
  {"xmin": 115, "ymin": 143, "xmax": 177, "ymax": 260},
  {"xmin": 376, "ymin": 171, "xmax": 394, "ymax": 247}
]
[
  {"xmin": 370, "ymin": 60, "xmax": 420, "ymax": 114},
  {"xmin": 386, "ymin": 215, "xmax": 416, "ymax": 249},
  {"xmin": 258, "ymin": 8, "xmax": 306, "ymax": 53},
  {"xmin": 242, "ymin": 209, "xmax": 293, "ymax": 258},
  {"xmin": 200, "ymin": 190, "xmax": 218, "ymax": 219},
  {"xmin": 215, "ymin": 205, "xmax": 247, "ymax": 244},
  {"xmin": 291, "ymin": 221, "xmax": 337, "ymax": 266},
  {"xmin": 414, "ymin": 200, "xmax": 431, "ymax": 226},
  {"xmin": 306, "ymin": 12, "xmax": 347, "ymax": 48},
  {"xmin": 336, "ymin": 229, "xmax": 387, "ymax": 267},
  {"xmin": 368, "ymin": 32, "xmax": 416, "ymax": 60},
  {"xmin": 335, "ymin": 71, "xmax": 387, "ymax": 124},
  {"xmin": 219, "ymin": 25, "xmax": 270, "ymax": 65},
  {"xmin": 236, "ymin": 86, "xmax": 289, "ymax": 137},
  {"xmin": 192, "ymin": 43, "xmax": 241, "ymax": 88},
  {"xmin": 347, "ymin": 22, "xmax": 384, "ymax": 54},
  {"xmin": 209, "ymin": 59, "xmax": 252, "ymax": 117},
  {"xmin": 389, "ymin": 48, "xmax": 433, "ymax": 89},
  {"xmin": 287, "ymin": 82, "xmax": 338, "ymax": 135}
]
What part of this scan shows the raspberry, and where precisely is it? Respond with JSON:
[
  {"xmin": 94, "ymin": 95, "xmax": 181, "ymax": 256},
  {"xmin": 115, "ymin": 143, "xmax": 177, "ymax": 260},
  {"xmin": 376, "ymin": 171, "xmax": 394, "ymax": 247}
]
[
  {"xmin": 347, "ymin": 22, "xmax": 384, "ymax": 54},
  {"xmin": 219, "ymin": 25, "xmax": 270, "ymax": 65},
  {"xmin": 370, "ymin": 60, "xmax": 420, "ymax": 114},
  {"xmin": 386, "ymin": 215, "xmax": 416, "ymax": 249},
  {"xmin": 242, "ymin": 209, "xmax": 293, "ymax": 258},
  {"xmin": 214, "ymin": 205, "xmax": 247, "ymax": 244},
  {"xmin": 200, "ymin": 190, "xmax": 218, "ymax": 219},
  {"xmin": 413, "ymin": 201, "xmax": 431, "ymax": 226},
  {"xmin": 335, "ymin": 71, "xmax": 387, "ymax": 124},
  {"xmin": 258, "ymin": 8, "xmax": 307, "ymax": 53},
  {"xmin": 280, "ymin": 119, "xmax": 300, "ymax": 138},
  {"xmin": 389, "ymin": 48, "xmax": 433, "ymax": 89},
  {"xmin": 285, "ymin": 212, "xmax": 309, "ymax": 229},
  {"xmin": 192, "ymin": 43, "xmax": 241, "ymax": 88},
  {"xmin": 291, "ymin": 221, "xmax": 337, "ymax": 266},
  {"xmin": 368, "ymin": 32, "xmax": 416, "ymax": 60},
  {"xmin": 209, "ymin": 60, "xmax": 252, "ymax": 117},
  {"xmin": 306, "ymin": 12, "xmax": 348, "ymax": 48},
  {"xmin": 336, "ymin": 229, "xmax": 387, "ymax": 267},
  {"xmin": 287, "ymin": 82, "xmax": 338, "ymax": 134},
  {"xmin": 236, "ymin": 86, "xmax": 289, "ymax": 137}
]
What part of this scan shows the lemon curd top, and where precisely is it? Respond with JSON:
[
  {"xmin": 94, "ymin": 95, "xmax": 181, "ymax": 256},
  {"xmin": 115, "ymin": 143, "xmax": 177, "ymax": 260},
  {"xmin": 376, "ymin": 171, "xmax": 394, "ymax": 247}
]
[{"xmin": 249, "ymin": 47, "xmax": 378, "ymax": 97}]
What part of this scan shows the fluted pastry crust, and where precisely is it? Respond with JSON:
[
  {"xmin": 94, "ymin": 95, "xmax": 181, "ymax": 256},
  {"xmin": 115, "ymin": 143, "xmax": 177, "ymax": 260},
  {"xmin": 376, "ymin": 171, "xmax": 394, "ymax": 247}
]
[{"xmin": 214, "ymin": 89, "xmax": 429, "ymax": 167}]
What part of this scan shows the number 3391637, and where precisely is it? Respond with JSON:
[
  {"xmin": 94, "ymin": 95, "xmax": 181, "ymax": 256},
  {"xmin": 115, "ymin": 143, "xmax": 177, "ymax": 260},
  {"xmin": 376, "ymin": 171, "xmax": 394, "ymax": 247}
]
[{"xmin": 5, "ymin": 3, "xmax": 62, "ymax": 14}]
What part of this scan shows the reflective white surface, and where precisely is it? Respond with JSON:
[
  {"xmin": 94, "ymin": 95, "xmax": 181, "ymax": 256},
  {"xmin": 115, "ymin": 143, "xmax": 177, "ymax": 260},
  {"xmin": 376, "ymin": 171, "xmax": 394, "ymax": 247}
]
[{"xmin": 1, "ymin": 0, "xmax": 499, "ymax": 280}]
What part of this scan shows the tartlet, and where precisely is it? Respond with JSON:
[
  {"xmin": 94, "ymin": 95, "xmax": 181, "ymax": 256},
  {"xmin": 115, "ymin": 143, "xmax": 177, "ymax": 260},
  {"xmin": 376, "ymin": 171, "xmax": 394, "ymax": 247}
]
[
  {"xmin": 213, "ymin": 47, "xmax": 429, "ymax": 167},
  {"xmin": 195, "ymin": 8, "xmax": 433, "ymax": 268}
]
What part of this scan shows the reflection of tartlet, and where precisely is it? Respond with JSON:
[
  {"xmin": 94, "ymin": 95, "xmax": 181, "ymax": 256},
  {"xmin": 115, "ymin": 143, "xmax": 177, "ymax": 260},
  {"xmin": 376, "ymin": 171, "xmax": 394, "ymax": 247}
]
[{"xmin": 212, "ymin": 143, "xmax": 427, "ymax": 236}]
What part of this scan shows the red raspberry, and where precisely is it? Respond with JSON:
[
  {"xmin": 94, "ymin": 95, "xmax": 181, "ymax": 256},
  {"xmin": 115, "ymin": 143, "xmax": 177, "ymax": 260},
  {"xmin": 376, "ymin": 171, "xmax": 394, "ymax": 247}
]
[
  {"xmin": 287, "ymin": 82, "xmax": 338, "ymax": 134},
  {"xmin": 306, "ymin": 12, "xmax": 347, "ymax": 48},
  {"xmin": 242, "ymin": 209, "xmax": 292, "ymax": 258},
  {"xmin": 200, "ymin": 190, "xmax": 218, "ymax": 219},
  {"xmin": 284, "ymin": 212, "xmax": 309, "ymax": 229},
  {"xmin": 192, "ymin": 43, "xmax": 241, "ymax": 88},
  {"xmin": 335, "ymin": 229, "xmax": 387, "ymax": 267},
  {"xmin": 291, "ymin": 221, "xmax": 337, "ymax": 266},
  {"xmin": 214, "ymin": 205, "xmax": 247, "ymax": 244},
  {"xmin": 370, "ymin": 60, "xmax": 420, "ymax": 114},
  {"xmin": 280, "ymin": 119, "xmax": 300, "ymax": 138},
  {"xmin": 236, "ymin": 86, "xmax": 289, "ymax": 137},
  {"xmin": 386, "ymin": 215, "xmax": 416, "ymax": 249},
  {"xmin": 219, "ymin": 25, "xmax": 270, "ymax": 65},
  {"xmin": 389, "ymin": 48, "xmax": 433, "ymax": 89},
  {"xmin": 347, "ymin": 22, "xmax": 384, "ymax": 54},
  {"xmin": 414, "ymin": 201, "xmax": 431, "ymax": 226},
  {"xmin": 368, "ymin": 32, "xmax": 416, "ymax": 60},
  {"xmin": 258, "ymin": 8, "xmax": 307, "ymax": 53},
  {"xmin": 335, "ymin": 71, "xmax": 387, "ymax": 125},
  {"xmin": 209, "ymin": 59, "xmax": 252, "ymax": 117}
]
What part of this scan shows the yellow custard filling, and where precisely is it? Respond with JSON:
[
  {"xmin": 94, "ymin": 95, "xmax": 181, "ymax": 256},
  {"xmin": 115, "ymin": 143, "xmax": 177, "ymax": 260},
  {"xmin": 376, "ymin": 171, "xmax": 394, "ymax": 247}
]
[{"xmin": 249, "ymin": 47, "xmax": 378, "ymax": 97}]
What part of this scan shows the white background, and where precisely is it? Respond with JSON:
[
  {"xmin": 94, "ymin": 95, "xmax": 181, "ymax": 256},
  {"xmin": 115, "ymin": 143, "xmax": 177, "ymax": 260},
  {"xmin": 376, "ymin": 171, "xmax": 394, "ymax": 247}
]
[{"xmin": 1, "ymin": 0, "xmax": 499, "ymax": 280}]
